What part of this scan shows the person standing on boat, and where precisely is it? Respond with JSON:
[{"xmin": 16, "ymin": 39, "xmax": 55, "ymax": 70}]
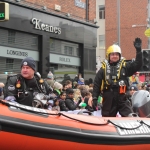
[
  {"xmin": 3, "ymin": 57, "xmax": 53, "ymax": 107},
  {"xmin": 92, "ymin": 38, "xmax": 142, "ymax": 117}
]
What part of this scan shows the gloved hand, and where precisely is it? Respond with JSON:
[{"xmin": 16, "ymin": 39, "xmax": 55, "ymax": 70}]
[
  {"xmin": 92, "ymin": 97, "xmax": 98, "ymax": 111},
  {"xmin": 5, "ymin": 96, "xmax": 17, "ymax": 103},
  {"xmin": 133, "ymin": 37, "xmax": 142, "ymax": 53},
  {"xmin": 77, "ymin": 97, "xmax": 82, "ymax": 104}
]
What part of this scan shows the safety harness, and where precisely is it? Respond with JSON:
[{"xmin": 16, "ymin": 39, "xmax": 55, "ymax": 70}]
[
  {"xmin": 15, "ymin": 73, "xmax": 46, "ymax": 98},
  {"xmin": 101, "ymin": 57, "xmax": 126, "ymax": 92}
]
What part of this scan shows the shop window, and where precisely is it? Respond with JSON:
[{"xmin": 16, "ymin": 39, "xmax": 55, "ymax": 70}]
[
  {"xmin": 84, "ymin": 49, "xmax": 95, "ymax": 71},
  {"xmin": 99, "ymin": 5, "xmax": 105, "ymax": 19},
  {"xmin": 50, "ymin": 38, "xmax": 79, "ymax": 56},
  {"xmin": 99, "ymin": 35, "xmax": 105, "ymax": 49},
  {"xmin": 32, "ymin": 36, "xmax": 38, "ymax": 45},
  {"xmin": 76, "ymin": 48, "xmax": 79, "ymax": 56},
  {"xmin": 6, "ymin": 58, "xmax": 14, "ymax": 72},
  {"xmin": 50, "ymin": 63, "xmax": 78, "ymax": 83},
  {"xmin": 64, "ymin": 46, "xmax": 74, "ymax": 56},
  {"xmin": 8, "ymin": 30, "xmax": 16, "ymax": 44},
  {"xmin": 50, "ymin": 39, "xmax": 55, "ymax": 51}
]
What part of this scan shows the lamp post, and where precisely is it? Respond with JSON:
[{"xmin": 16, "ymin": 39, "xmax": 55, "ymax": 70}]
[{"xmin": 117, "ymin": 0, "xmax": 120, "ymax": 46}]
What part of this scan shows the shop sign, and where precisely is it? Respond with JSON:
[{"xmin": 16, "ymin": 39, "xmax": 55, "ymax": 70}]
[
  {"xmin": 0, "ymin": 45, "xmax": 39, "ymax": 61},
  {"xmin": 31, "ymin": 18, "xmax": 61, "ymax": 35},
  {"xmin": 50, "ymin": 53, "xmax": 80, "ymax": 66},
  {"xmin": 7, "ymin": 50, "xmax": 28, "ymax": 57},
  {"xmin": 59, "ymin": 57, "xmax": 70, "ymax": 62},
  {"xmin": 75, "ymin": 0, "xmax": 86, "ymax": 9}
]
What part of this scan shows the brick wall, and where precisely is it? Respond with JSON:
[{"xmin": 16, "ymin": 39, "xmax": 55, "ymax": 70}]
[
  {"xmin": 106, "ymin": 0, "xmax": 148, "ymax": 60},
  {"xmin": 25, "ymin": 0, "xmax": 96, "ymax": 22}
]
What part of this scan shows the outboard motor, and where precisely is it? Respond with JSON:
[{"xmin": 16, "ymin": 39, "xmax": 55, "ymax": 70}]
[{"xmin": 131, "ymin": 90, "xmax": 150, "ymax": 117}]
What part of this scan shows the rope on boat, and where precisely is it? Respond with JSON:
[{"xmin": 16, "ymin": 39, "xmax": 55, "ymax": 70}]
[
  {"xmin": 139, "ymin": 120, "xmax": 150, "ymax": 128},
  {"xmin": 108, "ymin": 120, "xmax": 143, "ymax": 130},
  {"xmin": 0, "ymin": 99, "xmax": 147, "ymax": 129},
  {"xmin": 58, "ymin": 112, "xmax": 109, "ymax": 126}
]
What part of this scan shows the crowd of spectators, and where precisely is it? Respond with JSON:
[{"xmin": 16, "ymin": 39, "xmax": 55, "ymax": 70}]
[
  {"xmin": 45, "ymin": 72, "xmax": 96, "ymax": 112},
  {"xmin": 1, "ymin": 70, "xmax": 149, "ymax": 115}
]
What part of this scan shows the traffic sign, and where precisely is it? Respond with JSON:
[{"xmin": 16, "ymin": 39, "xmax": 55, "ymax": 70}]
[{"xmin": 0, "ymin": 2, "xmax": 9, "ymax": 21}]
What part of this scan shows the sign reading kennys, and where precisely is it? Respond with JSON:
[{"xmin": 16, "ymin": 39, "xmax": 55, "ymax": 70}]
[{"xmin": 31, "ymin": 18, "xmax": 61, "ymax": 34}]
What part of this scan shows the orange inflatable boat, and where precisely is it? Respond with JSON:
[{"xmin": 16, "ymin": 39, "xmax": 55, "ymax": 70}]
[{"xmin": 0, "ymin": 99, "xmax": 150, "ymax": 150}]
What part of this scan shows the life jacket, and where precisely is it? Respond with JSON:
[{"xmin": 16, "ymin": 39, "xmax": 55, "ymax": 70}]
[
  {"xmin": 4, "ymin": 73, "xmax": 46, "ymax": 106},
  {"xmin": 15, "ymin": 73, "xmax": 46, "ymax": 95},
  {"xmin": 101, "ymin": 57, "xmax": 127, "ymax": 91}
]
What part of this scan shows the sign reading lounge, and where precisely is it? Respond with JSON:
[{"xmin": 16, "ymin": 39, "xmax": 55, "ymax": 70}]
[{"xmin": 31, "ymin": 18, "xmax": 61, "ymax": 34}]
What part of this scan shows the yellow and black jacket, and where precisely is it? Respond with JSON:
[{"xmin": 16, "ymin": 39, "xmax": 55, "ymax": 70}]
[{"xmin": 93, "ymin": 51, "xmax": 142, "ymax": 99}]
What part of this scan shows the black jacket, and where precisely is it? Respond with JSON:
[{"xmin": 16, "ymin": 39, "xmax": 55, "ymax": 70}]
[
  {"xmin": 93, "ymin": 51, "xmax": 142, "ymax": 98},
  {"xmin": 4, "ymin": 74, "xmax": 52, "ymax": 106},
  {"xmin": 59, "ymin": 99, "xmax": 69, "ymax": 111},
  {"xmin": 65, "ymin": 96, "xmax": 80, "ymax": 110}
]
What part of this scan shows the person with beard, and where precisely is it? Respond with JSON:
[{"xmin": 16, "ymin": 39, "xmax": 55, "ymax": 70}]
[
  {"xmin": 4, "ymin": 57, "xmax": 53, "ymax": 107},
  {"xmin": 92, "ymin": 38, "xmax": 142, "ymax": 117}
]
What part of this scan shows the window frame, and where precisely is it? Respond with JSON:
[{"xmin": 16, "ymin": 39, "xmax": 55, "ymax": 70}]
[{"xmin": 99, "ymin": 5, "xmax": 105, "ymax": 19}]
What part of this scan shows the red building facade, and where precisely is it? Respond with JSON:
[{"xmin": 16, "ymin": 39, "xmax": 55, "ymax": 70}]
[{"xmin": 105, "ymin": 0, "xmax": 148, "ymax": 60}]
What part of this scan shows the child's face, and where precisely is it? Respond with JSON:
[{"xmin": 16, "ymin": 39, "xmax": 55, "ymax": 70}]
[
  {"xmin": 67, "ymin": 83, "xmax": 72, "ymax": 88},
  {"xmin": 60, "ymin": 94, "xmax": 66, "ymax": 100},
  {"xmin": 63, "ymin": 85, "xmax": 68, "ymax": 90},
  {"xmin": 55, "ymin": 101, "xmax": 59, "ymax": 106},
  {"xmin": 86, "ymin": 95, "xmax": 91, "ymax": 98},
  {"xmin": 76, "ymin": 91, "xmax": 81, "ymax": 96},
  {"xmin": 129, "ymin": 89, "xmax": 136, "ymax": 95},
  {"xmin": 68, "ymin": 93, "xmax": 74, "ymax": 98}
]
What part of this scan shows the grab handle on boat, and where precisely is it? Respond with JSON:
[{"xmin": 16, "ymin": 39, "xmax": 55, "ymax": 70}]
[
  {"xmin": 128, "ymin": 113, "xmax": 139, "ymax": 117},
  {"xmin": 77, "ymin": 110, "xmax": 93, "ymax": 116}
]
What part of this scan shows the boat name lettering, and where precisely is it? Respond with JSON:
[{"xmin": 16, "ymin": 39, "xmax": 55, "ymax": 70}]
[
  {"xmin": 31, "ymin": 18, "xmax": 61, "ymax": 35},
  {"xmin": 117, "ymin": 122, "xmax": 150, "ymax": 135},
  {"xmin": 59, "ymin": 57, "xmax": 70, "ymax": 62},
  {"xmin": 7, "ymin": 50, "xmax": 28, "ymax": 57}
]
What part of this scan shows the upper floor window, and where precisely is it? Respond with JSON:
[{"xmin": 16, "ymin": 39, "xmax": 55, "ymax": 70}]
[
  {"xmin": 99, "ymin": 5, "xmax": 105, "ymax": 19},
  {"xmin": 99, "ymin": 35, "xmax": 105, "ymax": 49}
]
